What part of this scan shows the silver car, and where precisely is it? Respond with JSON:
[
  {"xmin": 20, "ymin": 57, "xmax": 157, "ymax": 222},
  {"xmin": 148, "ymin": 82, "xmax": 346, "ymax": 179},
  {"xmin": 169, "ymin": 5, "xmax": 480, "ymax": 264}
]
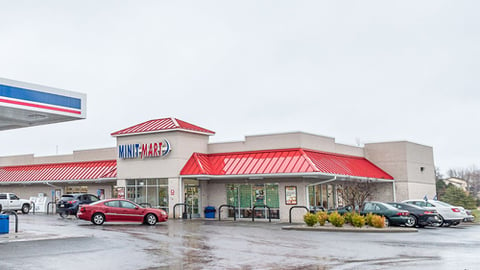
[{"xmin": 402, "ymin": 199, "xmax": 464, "ymax": 227}]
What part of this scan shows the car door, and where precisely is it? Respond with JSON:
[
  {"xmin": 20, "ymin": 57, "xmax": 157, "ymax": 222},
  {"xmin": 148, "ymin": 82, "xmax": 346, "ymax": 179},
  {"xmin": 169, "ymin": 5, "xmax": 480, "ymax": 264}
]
[
  {"xmin": 103, "ymin": 200, "xmax": 121, "ymax": 222},
  {"xmin": 119, "ymin": 200, "xmax": 144, "ymax": 222},
  {"xmin": 8, "ymin": 194, "xmax": 22, "ymax": 209}
]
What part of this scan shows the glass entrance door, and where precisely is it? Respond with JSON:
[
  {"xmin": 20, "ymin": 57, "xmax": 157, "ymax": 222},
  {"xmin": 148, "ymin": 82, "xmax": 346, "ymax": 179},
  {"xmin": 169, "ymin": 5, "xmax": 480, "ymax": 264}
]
[{"xmin": 184, "ymin": 184, "xmax": 200, "ymax": 218}]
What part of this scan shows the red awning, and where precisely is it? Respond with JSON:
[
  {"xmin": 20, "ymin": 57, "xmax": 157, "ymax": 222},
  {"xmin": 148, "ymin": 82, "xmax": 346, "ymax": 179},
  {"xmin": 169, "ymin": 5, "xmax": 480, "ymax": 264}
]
[
  {"xmin": 180, "ymin": 148, "xmax": 393, "ymax": 180},
  {"xmin": 0, "ymin": 160, "xmax": 117, "ymax": 184}
]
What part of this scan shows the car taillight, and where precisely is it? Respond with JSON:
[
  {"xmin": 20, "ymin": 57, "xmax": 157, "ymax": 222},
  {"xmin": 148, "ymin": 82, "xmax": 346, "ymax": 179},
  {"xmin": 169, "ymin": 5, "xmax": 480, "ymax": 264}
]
[
  {"xmin": 396, "ymin": 212, "xmax": 409, "ymax": 216},
  {"xmin": 452, "ymin": 208, "xmax": 460, "ymax": 212},
  {"xmin": 79, "ymin": 207, "xmax": 85, "ymax": 212},
  {"xmin": 68, "ymin": 200, "xmax": 78, "ymax": 204},
  {"xmin": 424, "ymin": 211, "xmax": 434, "ymax": 214}
]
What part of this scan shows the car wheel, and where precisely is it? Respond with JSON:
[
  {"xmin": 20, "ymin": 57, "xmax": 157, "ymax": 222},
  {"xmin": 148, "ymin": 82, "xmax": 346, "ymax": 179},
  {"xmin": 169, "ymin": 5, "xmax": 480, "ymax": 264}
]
[
  {"xmin": 21, "ymin": 204, "xmax": 30, "ymax": 214},
  {"xmin": 92, "ymin": 213, "xmax": 105, "ymax": 225},
  {"xmin": 59, "ymin": 211, "xmax": 69, "ymax": 218},
  {"xmin": 405, "ymin": 216, "xmax": 416, "ymax": 227},
  {"xmin": 435, "ymin": 215, "xmax": 444, "ymax": 227},
  {"xmin": 145, "ymin": 213, "xmax": 157, "ymax": 226},
  {"xmin": 384, "ymin": 217, "xmax": 390, "ymax": 227}
]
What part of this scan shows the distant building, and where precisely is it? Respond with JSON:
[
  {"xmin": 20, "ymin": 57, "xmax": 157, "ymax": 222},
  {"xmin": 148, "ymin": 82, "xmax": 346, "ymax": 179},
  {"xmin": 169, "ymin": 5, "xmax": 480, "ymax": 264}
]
[{"xmin": 443, "ymin": 177, "xmax": 468, "ymax": 192}]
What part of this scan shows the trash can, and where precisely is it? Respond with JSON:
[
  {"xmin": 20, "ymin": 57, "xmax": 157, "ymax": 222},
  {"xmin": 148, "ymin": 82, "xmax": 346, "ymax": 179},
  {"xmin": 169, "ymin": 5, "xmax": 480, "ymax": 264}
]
[
  {"xmin": 204, "ymin": 206, "xmax": 216, "ymax": 219},
  {"xmin": 0, "ymin": 214, "xmax": 9, "ymax": 234}
]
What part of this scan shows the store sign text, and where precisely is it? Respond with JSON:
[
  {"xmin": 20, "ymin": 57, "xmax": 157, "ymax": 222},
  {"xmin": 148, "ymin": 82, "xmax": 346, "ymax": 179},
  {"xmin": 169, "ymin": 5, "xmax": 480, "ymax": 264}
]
[{"xmin": 118, "ymin": 139, "xmax": 171, "ymax": 159}]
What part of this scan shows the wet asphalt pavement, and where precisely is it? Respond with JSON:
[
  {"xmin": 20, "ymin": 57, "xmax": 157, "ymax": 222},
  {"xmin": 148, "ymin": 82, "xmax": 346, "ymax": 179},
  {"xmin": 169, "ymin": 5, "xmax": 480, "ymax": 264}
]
[{"xmin": 0, "ymin": 214, "xmax": 479, "ymax": 270}]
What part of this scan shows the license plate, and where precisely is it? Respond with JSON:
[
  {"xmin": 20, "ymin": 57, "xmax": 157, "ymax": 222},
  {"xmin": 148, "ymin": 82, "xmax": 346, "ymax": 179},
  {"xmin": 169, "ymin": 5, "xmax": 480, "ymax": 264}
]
[{"xmin": 60, "ymin": 204, "xmax": 65, "ymax": 207}]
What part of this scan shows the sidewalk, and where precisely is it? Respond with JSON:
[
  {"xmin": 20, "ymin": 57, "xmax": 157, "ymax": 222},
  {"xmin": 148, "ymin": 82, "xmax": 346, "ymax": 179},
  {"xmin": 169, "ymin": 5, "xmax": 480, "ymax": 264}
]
[{"xmin": 0, "ymin": 213, "xmax": 92, "ymax": 244}]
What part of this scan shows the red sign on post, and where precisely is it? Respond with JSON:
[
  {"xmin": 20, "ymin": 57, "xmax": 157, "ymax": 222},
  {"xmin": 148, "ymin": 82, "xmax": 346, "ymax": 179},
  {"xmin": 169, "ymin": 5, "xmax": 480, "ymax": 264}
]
[{"xmin": 170, "ymin": 189, "xmax": 175, "ymax": 196}]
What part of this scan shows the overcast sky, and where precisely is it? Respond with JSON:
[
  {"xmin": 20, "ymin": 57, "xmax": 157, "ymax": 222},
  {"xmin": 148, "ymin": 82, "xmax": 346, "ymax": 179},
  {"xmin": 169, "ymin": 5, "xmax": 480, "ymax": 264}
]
[{"xmin": 0, "ymin": 1, "xmax": 479, "ymax": 173}]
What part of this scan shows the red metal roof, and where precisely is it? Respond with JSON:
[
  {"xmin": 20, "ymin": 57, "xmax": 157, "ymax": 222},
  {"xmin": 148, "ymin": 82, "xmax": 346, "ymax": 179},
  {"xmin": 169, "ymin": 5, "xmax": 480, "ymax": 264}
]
[
  {"xmin": 180, "ymin": 149, "xmax": 393, "ymax": 180},
  {"xmin": 111, "ymin": 117, "xmax": 215, "ymax": 136},
  {"xmin": 0, "ymin": 160, "xmax": 117, "ymax": 184}
]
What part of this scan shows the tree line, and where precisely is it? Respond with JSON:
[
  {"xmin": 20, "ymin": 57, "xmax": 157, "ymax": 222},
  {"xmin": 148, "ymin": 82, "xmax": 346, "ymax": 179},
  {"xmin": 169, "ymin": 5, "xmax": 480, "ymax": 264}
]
[{"xmin": 435, "ymin": 166, "xmax": 479, "ymax": 209}]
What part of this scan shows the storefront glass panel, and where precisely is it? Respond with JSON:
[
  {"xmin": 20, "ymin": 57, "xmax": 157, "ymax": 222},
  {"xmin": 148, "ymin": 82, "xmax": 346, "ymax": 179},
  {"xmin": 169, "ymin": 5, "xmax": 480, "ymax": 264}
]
[
  {"xmin": 226, "ymin": 183, "xmax": 279, "ymax": 220},
  {"xmin": 308, "ymin": 184, "xmax": 338, "ymax": 210},
  {"xmin": 65, "ymin": 186, "xmax": 88, "ymax": 194},
  {"xmin": 126, "ymin": 178, "xmax": 169, "ymax": 212}
]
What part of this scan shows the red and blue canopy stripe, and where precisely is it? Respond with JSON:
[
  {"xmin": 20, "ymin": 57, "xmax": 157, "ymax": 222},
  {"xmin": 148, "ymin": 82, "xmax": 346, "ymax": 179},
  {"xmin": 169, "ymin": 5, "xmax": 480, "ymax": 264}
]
[{"xmin": 0, "ymin": 84, "xmax": 82, "ymax": 115}]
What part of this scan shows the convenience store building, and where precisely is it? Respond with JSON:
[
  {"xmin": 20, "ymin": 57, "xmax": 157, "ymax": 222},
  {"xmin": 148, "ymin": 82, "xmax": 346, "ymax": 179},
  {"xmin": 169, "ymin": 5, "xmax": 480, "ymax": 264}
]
[{"xmin": 0, "ymin": 117, "xmax": 436, "ymax": 222}]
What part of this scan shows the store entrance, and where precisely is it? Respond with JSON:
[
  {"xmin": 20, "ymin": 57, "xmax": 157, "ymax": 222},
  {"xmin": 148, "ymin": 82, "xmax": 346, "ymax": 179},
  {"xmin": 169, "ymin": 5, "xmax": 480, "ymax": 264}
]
[{"xmin": 184, "ymin": 181, "xmax": 200, "ymax": 218}]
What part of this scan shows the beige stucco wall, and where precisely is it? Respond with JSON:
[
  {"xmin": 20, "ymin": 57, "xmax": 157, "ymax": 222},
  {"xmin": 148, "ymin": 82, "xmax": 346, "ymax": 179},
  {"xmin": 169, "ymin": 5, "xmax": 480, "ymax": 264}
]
[
  {"xmin": 208, "ymin": 132, "xmax": 364, "ymax": 157},
  {"xmin": 364, "ymin": 141, "xmax": 436, "ymax": 201},
  {"xmin": 0, "ymin": 183, "xmax": 114, "ymax": 201},
  {"xmin": 0, "ymin": 148, "xmax": 116, "ymax": 167},
  {"xmin": 116, "ymin": 131, "xmax": 210, "ymax": 179}
]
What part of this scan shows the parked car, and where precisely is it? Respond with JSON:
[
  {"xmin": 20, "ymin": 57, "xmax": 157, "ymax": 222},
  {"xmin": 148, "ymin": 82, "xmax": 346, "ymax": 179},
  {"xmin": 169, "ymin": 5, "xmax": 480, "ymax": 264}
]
[
  {"xmin": 387, "ymin": 202, "xmax": 441, "ymax": 227},
  {"xmin": 77, "ymin": 198, "xmax": 168, "ymax": 225},
  {"xmin": 402, "ymin": 199, "xmax": 463, "ymax": 227},
  {"xmin": 327, "ymin": 205, "xmax": 353, "ymax": 215},
  {"xmin": 0, "ymin": 193, "xmax": 32, "ymax": 214},
  {"xmin": 56, "ymin": 193, "xmax": 100, "ymax": 217},
  {"xmin": 464, "ymin": 209, "xmax": 475, "ymax": 222},
  {"xmin": 360, "ymin": 201, "xmax": 414, "ymax": 227}
]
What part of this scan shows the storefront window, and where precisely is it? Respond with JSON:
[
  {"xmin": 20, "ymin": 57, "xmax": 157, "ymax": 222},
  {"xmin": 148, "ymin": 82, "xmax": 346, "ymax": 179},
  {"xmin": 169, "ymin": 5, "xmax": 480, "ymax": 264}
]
[
  {"xmin": 126, "ymin": 178, "xmax": 169, "ymax": 212},
  {"xmin": 65, "ymin": 186, "xmax": 88, "ymax": 194},
  {"xmin": 226, "ymin": 183, "xmax": 280, "ymax": 219},
  {"xmin": 308, "ymin": 184, "xmax": 338, "ymax": 210}
]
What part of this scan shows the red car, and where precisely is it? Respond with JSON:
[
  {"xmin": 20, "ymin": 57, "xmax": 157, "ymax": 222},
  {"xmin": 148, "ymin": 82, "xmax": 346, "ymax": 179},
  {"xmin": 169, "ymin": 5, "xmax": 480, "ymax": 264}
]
[{"xmin": 77, "ymin": 199, "xmax": 168, "ymax": 225}]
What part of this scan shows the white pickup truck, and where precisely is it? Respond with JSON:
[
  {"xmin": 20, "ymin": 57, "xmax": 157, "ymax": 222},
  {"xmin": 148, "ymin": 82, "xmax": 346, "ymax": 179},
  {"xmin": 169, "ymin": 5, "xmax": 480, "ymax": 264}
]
[{"xmin": 0, "ymin": 193, "xmax": 32, "ymax": 214}]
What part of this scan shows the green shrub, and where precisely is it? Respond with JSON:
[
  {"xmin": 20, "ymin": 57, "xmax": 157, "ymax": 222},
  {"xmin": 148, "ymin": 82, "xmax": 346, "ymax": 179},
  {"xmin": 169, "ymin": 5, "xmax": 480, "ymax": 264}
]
[
  {"xmin": 316, "ymin": 211, "xmax": 329, "ymax": 226},
  {"xmin": 370, "ymin": 215, "xmax": 385, "ymax": 228},
  {"xmin": 328, "ymin": 211, "xmax": 345, "ymax": 227},
  {"xmin": 343, "ymin": 212, "xmax": 353, "ymax": 224},
  {"xmin": 351, "ymin": 213, "xmax": 365, "ymax": 228},
  {"xmin": 304, "ymin": 213, "xmax": 318, "ymax": 226},
  {"xmin": 365, "ymin": 212, "xmax": 375, "ymax": 226}
]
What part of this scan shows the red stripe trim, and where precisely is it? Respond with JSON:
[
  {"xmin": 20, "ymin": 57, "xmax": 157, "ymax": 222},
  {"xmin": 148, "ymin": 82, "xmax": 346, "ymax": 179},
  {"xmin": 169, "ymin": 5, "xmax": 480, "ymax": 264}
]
[{"xmin": 0, "ymin": 98, "xmax": 82, "ymax": 115}]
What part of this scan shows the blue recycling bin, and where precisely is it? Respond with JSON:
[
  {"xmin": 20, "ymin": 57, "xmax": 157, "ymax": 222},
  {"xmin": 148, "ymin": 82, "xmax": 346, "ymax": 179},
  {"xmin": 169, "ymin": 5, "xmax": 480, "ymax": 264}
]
[
  {"xmin": 0, "ymin": 215, "xmax": 9, "ymax": 234},
  {"xmin": 204, "ymin": 206, "xmax": 216, "ymax": 219}
]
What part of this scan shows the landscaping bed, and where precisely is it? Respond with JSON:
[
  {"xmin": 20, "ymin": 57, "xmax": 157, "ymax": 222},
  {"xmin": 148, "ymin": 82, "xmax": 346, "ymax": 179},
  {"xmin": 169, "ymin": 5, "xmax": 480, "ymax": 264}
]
[{"xmin": 282, "ymin": 223, "xmax": 418, "ymax": 233}]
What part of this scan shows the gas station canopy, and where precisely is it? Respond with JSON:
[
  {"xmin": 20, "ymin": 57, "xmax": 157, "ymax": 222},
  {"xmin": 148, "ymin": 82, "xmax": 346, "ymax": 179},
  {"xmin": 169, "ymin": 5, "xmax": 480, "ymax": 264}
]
[{"xmin": 0, "ymin": 77, "xmax": 86, "ymax": 131}]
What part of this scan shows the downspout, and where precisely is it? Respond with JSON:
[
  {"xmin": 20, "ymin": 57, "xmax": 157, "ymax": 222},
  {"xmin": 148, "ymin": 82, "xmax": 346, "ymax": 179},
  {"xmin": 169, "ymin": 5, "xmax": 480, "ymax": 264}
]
[{"xmin": 392, "ymin": 180, "xmax": 397, "ymax": 202}]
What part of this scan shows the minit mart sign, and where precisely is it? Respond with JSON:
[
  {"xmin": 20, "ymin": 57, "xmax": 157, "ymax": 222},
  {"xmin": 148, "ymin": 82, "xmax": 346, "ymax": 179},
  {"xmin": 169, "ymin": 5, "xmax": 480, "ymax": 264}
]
[{"xmin": 118, "ymin": 138, "xmax": 171, "ymax": 159}]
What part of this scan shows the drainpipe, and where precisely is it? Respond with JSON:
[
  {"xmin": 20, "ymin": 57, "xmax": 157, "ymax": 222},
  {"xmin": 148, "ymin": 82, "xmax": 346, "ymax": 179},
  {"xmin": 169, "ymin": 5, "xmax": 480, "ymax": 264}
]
[{"xmin": 392, "ymin": 181, "xmax": 397, "ymax": 202}]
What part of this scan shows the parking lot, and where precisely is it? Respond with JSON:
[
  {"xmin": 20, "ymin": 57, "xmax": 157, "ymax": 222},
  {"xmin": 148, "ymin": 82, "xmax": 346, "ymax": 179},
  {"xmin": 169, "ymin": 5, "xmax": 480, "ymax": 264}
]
[{"xmin": 0, "ymin": 214, "xmax": 479, "ymax": 270}]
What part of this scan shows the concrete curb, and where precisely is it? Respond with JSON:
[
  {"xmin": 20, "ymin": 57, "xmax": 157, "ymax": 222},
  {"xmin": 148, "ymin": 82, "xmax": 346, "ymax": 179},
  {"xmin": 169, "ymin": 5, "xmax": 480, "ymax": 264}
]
[{"xmin": 282, "ymin": 225, "xmax": 418, "ymax": 233}]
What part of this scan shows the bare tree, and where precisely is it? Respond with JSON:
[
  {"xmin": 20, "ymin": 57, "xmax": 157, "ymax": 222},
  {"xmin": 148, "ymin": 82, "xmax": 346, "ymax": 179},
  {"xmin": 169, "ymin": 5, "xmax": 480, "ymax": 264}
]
[{"xmin": 337, "ymin": 181, "xmax": 377, "ymax": 210}]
